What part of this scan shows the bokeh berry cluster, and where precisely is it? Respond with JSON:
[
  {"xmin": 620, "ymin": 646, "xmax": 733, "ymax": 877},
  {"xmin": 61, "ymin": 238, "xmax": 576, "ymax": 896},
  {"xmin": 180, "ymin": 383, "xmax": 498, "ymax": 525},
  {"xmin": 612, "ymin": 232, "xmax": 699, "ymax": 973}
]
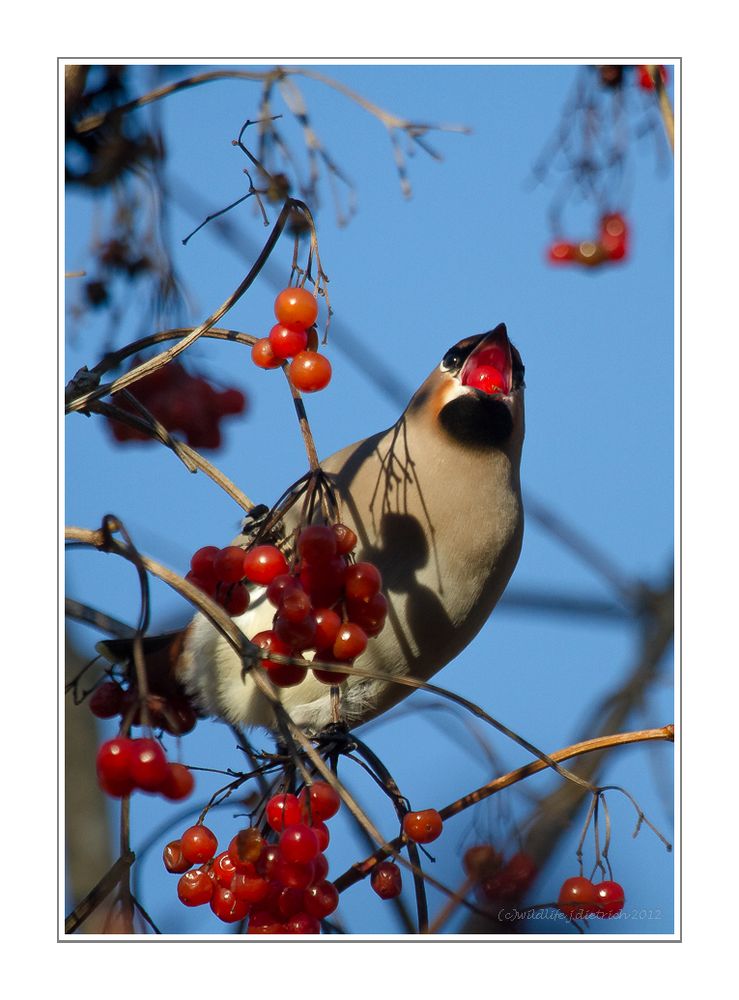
[
  {"xmin": 96, "ymin": 735, "xmax": 194, "ymax": 801},
  {"xmin": 251, "ymin": 287, "xmax": 332, "ymax": 393},
  {"xmin": 548, "ymin": 212, "xmax": 629, "ymax": 269},
  {"xmin": 108, "ymin": 358, "xmax": 246, "ymax": 449}
]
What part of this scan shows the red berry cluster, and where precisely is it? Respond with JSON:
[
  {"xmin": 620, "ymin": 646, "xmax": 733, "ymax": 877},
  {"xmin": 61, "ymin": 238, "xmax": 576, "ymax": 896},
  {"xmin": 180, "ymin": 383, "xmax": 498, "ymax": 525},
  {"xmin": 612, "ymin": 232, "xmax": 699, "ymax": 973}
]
[
  {"xmin": 256, "ymin": 523, "xmax": 386, "ymax": 688},
  {"xmin": 548, "ymin": 213, "xmax": 629, "ymax": 268},
  {"xmin": 557, "ymin": 875, "xmax": 625, "ymax": 920},
  {"xmin": 96, "ymin": 736, "xmax": 194, "ymax": 801},
  {"xmin": 89, "ymin": 680, "xmax": 197, "ymax": 736},
  {"xmin": 108, "ymin": 358, "xmax": 246, "ymax": 449},
  {"xmin": 167, "ymin": 781, "xmax": 342, "ymax": 933},
  {"xmin": 185, "ymin": 542, "xmax": 285, "ymax": 617},
  {"xmin": 464, "ymin": 847, "xmax": 538, "ymax": 904},
  {"xmin": 251, "ymin": 287, "xmax": 332, "ymax": 394},
  {"xmin": 637, "ymin": 65, "xmax": 668, "ymax": 91}
]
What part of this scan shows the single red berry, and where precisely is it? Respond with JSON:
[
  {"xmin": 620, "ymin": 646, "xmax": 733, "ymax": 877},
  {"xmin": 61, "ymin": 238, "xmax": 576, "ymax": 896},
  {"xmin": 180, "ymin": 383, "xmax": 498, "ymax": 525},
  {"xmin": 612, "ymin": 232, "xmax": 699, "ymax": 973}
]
[
  {"xmin": 212, "ymin": 851, "xmax": 239, "ymax": 888},
  {"xmin": 190, "ymin": 546, "xmax": 219, "ymax": 580},
  {"xmin": 299, "ymin": 780, "xmax": 342, "ymax": 822},
  {"xmin": 274, "ymin": 857, "xmax": 317, "ymax": 890},
  {"xmin": 280, "ymin": 823, "xmax": 320, "ymax": 865},
  {"xmin": 129, "ymin": 737, "xmax": 169, "ymax": 792},
  {"xmin": 266, "ymin": 573, "xmax": 303, "ymax": 608},
  {"xmin": 465, "ymin": 366, "xmax": 507, "ymax": 395},
  {"xmin": 289, "ymin": 351, "xmax": 332, "ymax": 393},
  {"xmin": 279, "ymin": 587, "xmax": 313, "ymax": 623},
  {"xmin": 310, "ymin": 820, "xmax": 330, "ymax": 853},
  {"xmin": 163, "ymin": 839, "xmax": 192, "ymax": 874},
  {"xmin": 185, "ymin": 570, "xmax": 217, "ymax": 598},
  {"xmin": 286, "ymin": 912, "xmax": 321, "ymax": 934},
  {"xmin": 370, "ymin": 861, "xmax": 402, "ymax": 900},
  {"xmin": 251, "ymin": 337, "xmax": 282, "ymax": 370},
  {"xmin": 243, "ymin": 545, "xmax": 289, "ymax": 585},
  {"xmin": 344, "ymin": 562, "xmax": 382, "ymax": 602},
  {"xmin": 270, "ymin": 885, "xmax": 305, "ymax": 920},
  {"xmin": 210, "ymin": 885, "xmax": 250, "ymax": 923},
  {"xmin": 231, "ymin": 872, "xmax": 271, "ymax": 904},
  {"xmin": 274, "ymin": 613, "xmax": 317, "ymax": 653},
  {"xmin": 303, "ymin": 881, "xmax": 339, "ymax": 920},
  {"xmin": 558, "ymin": 876, "xmax": 598, "ymax": 919},
  {"xmin": 332, "ymin": 523, "xmax": 358, "ymax": 555},
  {"xmin": 228, "ymin": 828, "xmax": 264, "ymax": 868},
  {"xmin": 548, "ymin": 241, "xmax": 575, "ymax": 263},
  {"xmin": 256, "ymin": 844, "xmax": 282, "ymax": 880},
  {"xmin": 333, "ymin": 623, "xmax": 368, "ymax": 662},
  {"xmin": 265, "ymin": 792, "xmax": 303, "ymax": 832},
  {"xmin": 346, "ymin": 591, "xmax": 388, "ymax": 636},
  {"xmin": 274, "ymin": 287, "xmax": 319, "ymax": 330},
  {"xmin": 299, "ymin": 558, "xmax": 346, "ymax": 608},
  {"xmin": 298, "ymin": 524, "xmax": 338, "ymax": 564},
  {"xmin": 313, "ymin": 608, "xmax": 342, "ymax": 651},
  {"xmin": 312, "ymin": 853, "xmax": 329, "ymax": 884},
  {"xmin": 403, "ymin": 809, "xmax": 443, "ymax": 844},
  {"xmin": 216, "ymin": 580, "xmax": 250, "ymax": 616},
  {"xmin": 180, "ymin": 825, "xmax": 218, "ymax": 865},
  {"xmin": 213, "ymin": 546, "xmax": 246, "ymax": 583},
  {"xmin": 312, "ymin": 653, "xmax": 350, "ymax": 686},
  {"xmin": 89, "ymin": 681, "xmax": 125, "ymax": 719},
  {"xmin": 161, "ymin": 762, "xmax": 195, "ymax": 802},
  {"xmin": 177, "ymin": 868, "xmax": 214, "ymax": 907},
  {"xmin": 96, "ymin": 737, "xmax": 136, "ymax": 797},
  {"xmin": 160, "ymin": 696, "xmax": 197, "ymax": 736},
  {"xmin": 592, "ymin": 880, "xmax": 625, "ymax": 918},
  {"xmin": 600, "ymin": 213, "xmax": 628, "ymax": 260},
  {"xmin": 269, "ymin": 323, "xmax": 309, "ymax": 359}
]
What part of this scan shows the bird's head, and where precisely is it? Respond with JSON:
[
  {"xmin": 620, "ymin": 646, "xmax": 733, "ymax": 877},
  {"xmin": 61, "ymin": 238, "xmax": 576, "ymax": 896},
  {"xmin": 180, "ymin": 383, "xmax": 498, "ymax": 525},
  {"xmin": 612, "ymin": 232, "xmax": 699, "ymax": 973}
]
[{"xmin": 406, "ymin": 324, "xmax": 525, "ymax": 457}]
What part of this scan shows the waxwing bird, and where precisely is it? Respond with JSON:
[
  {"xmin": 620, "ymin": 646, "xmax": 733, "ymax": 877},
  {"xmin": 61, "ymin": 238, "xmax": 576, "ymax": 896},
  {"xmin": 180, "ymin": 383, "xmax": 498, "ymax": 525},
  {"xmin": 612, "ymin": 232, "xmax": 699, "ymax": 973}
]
[{"xmin": 101, "ymin": 324, "xmax": 525, "ymax": 737}]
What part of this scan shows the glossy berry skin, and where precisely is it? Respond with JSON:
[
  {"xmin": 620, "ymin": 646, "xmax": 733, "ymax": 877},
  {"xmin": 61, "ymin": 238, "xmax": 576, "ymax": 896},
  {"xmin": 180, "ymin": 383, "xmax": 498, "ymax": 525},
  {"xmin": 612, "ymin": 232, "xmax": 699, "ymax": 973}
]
[
  {"xmin": 313, "ymin": 608, "xmax": 342, "ymax": 651},
  {"xmin": 212, "ymin": 851, "xmax": 239, "ymax": 887},
  {"xmin": 332, "ymin": 523, "xmax": 358, "ymax": 555},
  {"xmin": 242, "ymin": 545, "xmax": 289, "ymax": 585},
  {"xmin": 180, "ymin": 825, "xmax": 218, "ymax": 865},
  {"xmin": 403, "ymin": 809, "xmax": 443, "ymax": 844},
  {"xmin": 286, "ymin": 912, "xmax": 321, "ymax": 935},
  {"xmin": 298, "ymin": 525, "xmax": 338, "ymax": 564},
  {"xmin": 213, "ymin": 546, "xmax": 246, "ymax": 584},
  {"xmin": 289, "ymin": 351, "xmax": 332, "ymax": 393},
  {"xmin": 303, "ymin": 881, "xmax": 339, "ymax": 919},
  {"xmin": 266, "ymin": 793, "xmax": 303, "ymax": 832},
  {"xmin": 370, "ymin": 861, "xmax": 402, "ymax": 900},
  {"xmin": 274, "ymin": 613, "xmax": 317, "ymax": 653},
  {"xmin": 177, "ymin": 869, "xmax": 214, "ymax": 907},
  {"xmin": 593, "ymin": 880, "xmax": 625, "ymax": 917},
  {"xmin": 344, "ymin": 562, "xmax": 382, "ymax": 602},
  {"xmin": 346, "ymin": 592, "xmax": 387, "ymax": 637},
  {"xmin": 96, "ymin": 737, "xmax": 136, "ymax": 797},
  {"xmin": 274, "ymin": 287, "xmax": 319, "ymax": 331},
  {"xmin": 280, "ymin": 823, "xmax": 320, "ymax": 865},
  {"xmin": 299, "ymin": 781, "xmax": 342, "ymax": 822},
  {"xmin": 333, "ymin": 623, "xmax": 368, "ymax": 662},
  {"xmin": 129, "ymin": 738, "xmax": 169, "ymax": 792},
  {"xmin": 163, "ymin": 839, "xmax": 192, "ymax": 874},
  {"xmin": 312, "ymin": 653, "xmax": 350, "ymax": 686},
  {"xmin": 269, "ymin": 323, "xmax": 308, "ymax": 359},
  {"xmin": 216, "ymin": 581, "xmax": 250, "ymax": 616},
  {"xmin": 89, "ymin": 681, "xmax": 125, "ymax": 719},
  {"xmin": 274, "ymin": 857, "xmax": 316, "ymax": 890},
  {"xmin": 251, "ymin": 630, "xmax": 307, "ymax": 688},
  {"xmin": 190, "ymin": 546, "xmax": 219, "ymax": 580},
  {"xmin": 251, "ymin": 337, "xmax": 282, "ymax": 370},
  {"xmin": 557, "ymin": 876, "xmax": 598, "ymax": 919},
  {"xmin": 161, "ymin": 763, "xmax": 195, "ymax": 802},
  {"xmin": 231, "ymin": 872, "xmax": 271, "ymax": 904},
  {"xmin": 228, "ymin": 828, "xmax": 264, "ymax": 867},
  {"xmin": 210, "ymin": 885, "xmax": 250, "ymax": 923},
  {"xmin": 465, "ymin": 365, "xmax": 506, "ymax": 395}
]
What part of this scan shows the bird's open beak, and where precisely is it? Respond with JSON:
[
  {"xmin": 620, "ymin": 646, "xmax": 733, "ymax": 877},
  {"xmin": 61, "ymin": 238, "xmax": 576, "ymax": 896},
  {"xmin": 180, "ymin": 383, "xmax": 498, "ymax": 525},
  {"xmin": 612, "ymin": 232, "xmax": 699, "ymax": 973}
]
[{"xmin": 459, "ymin": 325, "xmax": 513, "ymax": 396}]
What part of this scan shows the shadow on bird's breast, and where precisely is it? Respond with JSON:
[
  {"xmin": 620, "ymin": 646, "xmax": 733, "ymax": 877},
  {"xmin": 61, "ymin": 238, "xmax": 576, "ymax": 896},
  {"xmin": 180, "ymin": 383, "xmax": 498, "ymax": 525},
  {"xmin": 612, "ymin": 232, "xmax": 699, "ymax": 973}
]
[{"xmin": 366, "ymin": 512, "xmax": 455, "ymax": 666}]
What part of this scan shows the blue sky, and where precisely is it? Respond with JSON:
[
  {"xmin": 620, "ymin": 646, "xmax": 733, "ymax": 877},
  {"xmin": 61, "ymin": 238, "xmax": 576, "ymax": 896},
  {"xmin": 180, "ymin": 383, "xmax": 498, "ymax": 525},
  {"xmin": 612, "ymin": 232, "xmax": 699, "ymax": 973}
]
[{"xmin": 65, "ymin": 61, "xmax": 675, "ymax": 937}]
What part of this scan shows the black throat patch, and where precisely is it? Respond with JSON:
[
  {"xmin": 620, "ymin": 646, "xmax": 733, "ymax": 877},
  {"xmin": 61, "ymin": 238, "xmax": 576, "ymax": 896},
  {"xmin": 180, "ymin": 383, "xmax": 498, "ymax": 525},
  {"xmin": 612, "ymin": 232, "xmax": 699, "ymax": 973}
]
[{"xmin": 438, "ymin": 393, "xmax": 514, "ymax": 448}]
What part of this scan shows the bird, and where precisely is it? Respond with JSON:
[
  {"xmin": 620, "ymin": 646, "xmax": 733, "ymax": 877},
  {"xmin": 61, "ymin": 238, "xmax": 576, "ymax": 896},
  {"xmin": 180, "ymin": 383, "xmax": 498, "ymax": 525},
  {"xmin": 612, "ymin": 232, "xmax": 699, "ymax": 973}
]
[{"xmin": 101, "ymin": 323, "xmax": 525, "ymax": 737}]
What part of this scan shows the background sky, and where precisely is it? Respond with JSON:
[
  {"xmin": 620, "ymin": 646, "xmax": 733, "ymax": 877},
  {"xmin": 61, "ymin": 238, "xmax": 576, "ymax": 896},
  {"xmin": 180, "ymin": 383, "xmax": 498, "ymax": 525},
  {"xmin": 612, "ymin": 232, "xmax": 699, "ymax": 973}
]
[{"xmin": 64, "ymin": 61, "xmax": 675, "ymax": 937}]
